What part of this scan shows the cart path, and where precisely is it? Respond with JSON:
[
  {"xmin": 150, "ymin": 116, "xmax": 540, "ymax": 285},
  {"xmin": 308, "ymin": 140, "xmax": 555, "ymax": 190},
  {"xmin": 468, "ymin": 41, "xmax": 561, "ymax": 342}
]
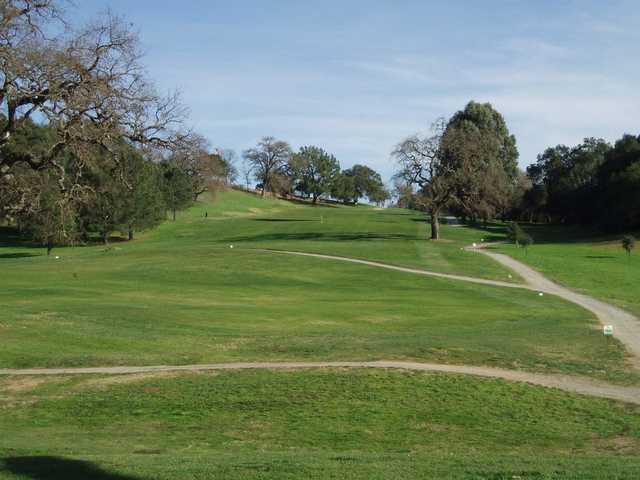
[
  {"xmin": 256, "ymin": 248, "xmax": 640, "ymax": 369},
  {"xmin": 1, "ymin": 361, "xmax": 639, "ymax": 405},
  {"xmin": 472, "ymin": 245, "xmax": 640, "ymax": 369}
]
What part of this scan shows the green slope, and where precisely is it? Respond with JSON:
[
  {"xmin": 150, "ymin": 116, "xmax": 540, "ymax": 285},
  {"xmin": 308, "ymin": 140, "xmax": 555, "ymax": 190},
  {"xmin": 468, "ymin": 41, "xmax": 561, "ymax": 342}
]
[
  {"xmin": 1, "ymin": 369, "xmax": 640, "ymax": 479},
  {"xmin": 0, "ymin": 190, "xmax": 634, "ymax": 381}
]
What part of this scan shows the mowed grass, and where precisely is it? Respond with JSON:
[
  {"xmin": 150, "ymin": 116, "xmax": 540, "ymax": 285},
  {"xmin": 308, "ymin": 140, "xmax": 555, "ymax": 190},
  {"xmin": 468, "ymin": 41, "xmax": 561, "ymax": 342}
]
[
  {"xmin": 151, "ymin": 190, "xmax": 517, "ymax": 281},
  {"xmin": 2, "ymin": 369, "xmax": 640, "ymax": 479},
  {"xmin": 494, "ymin": 224, "xmax": 640, "ymax": 318},
  {"xmin": 0, "ymin": 191, "xmax": 635, "ymax": 381}
]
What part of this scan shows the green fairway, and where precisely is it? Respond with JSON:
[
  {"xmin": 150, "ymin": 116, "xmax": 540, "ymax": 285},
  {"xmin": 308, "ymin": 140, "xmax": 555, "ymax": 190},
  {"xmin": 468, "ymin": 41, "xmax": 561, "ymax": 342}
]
[
  {"xmin": 151, "ymin": 189, "xmax": 518, "ymax": 281},
  {"xmin": 0, "ymin": 191, "xmax": 636, "ymax": 381},
  {"xmin": 2, "ymin": 369, "xmax": 640, "ymax": 479},
  {"xmin": 0, "ymin": 191, "xmax": 633, "ymax": 379},
  {"xmin": 494, "ymin": 224, "xmax": 640, "ymax": 318}
]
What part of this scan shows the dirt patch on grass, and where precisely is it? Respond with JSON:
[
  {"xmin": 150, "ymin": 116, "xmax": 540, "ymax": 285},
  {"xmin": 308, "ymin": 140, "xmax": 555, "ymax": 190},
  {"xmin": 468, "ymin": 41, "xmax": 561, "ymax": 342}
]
[
  {"xmin": 361, "ymin": 315, "xmax": 400, "ymax": 324},
  {"xmin": 1, "ymin": 376, "xmax": 52, "ymax": 393},
  {"xmin": 80, "ymin": 371, "xmax": 201, "ymax": 388},
  {"xmin": 591, "ymin": 435, "xmax": 640, "ymax": 455}
]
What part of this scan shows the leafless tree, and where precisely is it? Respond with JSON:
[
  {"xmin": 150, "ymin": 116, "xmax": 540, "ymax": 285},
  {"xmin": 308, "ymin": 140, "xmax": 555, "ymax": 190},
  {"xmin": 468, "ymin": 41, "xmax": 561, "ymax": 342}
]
[
  {"xmin": 214, "ymin": 148, "xmax": 237, "ymax": 185},
  {"xmin": 392, "ymin": 119, "xmax": 454, "ymax": 240},
  {"xmin": 171, "ymin": 134, "xmax": 218, "ymax": 200},
  {"xmin": 242, "ymin": 136, "xmax": 291, "ymax": 196}
]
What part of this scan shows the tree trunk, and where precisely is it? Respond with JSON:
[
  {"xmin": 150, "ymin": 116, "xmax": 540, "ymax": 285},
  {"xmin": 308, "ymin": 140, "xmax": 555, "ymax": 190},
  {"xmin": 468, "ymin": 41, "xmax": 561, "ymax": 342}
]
[
  {"xmin": 172, "ymin": 208, "xmax": 176, "ymax": 221},
  {"xmin": 429, "ymin": 208, "xmax": 440, "ymax": 240},
  {"xmin": 46, "ymin": 240, "xmax": 53, "ymax": 256},
  {"xmin": 102, "ymin": 231, "xmax": 109, "ymax": 245},
  {"xmin": 128, "ymin": 226, "xmax": 134, "ymax": 241},
  {"xmin": 312, "ymin": 194, "xmax": 318, "ymax": 204}
]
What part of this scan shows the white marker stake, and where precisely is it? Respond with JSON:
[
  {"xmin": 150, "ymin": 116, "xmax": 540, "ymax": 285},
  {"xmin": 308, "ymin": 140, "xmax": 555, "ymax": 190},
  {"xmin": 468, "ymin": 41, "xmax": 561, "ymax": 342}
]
[{"xmin": 603, "ymin": 325, "xmax": 614, "ymax": 336}]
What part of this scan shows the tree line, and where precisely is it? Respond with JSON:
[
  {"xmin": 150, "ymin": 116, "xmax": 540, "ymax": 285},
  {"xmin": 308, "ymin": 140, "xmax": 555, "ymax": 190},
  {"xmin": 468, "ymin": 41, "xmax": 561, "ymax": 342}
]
[
  {"xmin": 393, "ymin": 100, "xmax": 639, "ymax": 239},
  {"xmin": 0, "ymin": 119, "xmax": 235, "ymax": 253},
  {"xmin": 516, "ymin": 134, "xmax": 640, "ymax": 233},
  {"xmin": 242, "ymin": 137, "xmax": 389, "ymax": 205}
]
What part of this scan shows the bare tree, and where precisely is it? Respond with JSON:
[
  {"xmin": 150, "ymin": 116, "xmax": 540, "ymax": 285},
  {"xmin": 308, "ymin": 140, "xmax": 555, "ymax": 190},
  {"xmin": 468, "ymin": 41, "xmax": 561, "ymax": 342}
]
[
  {"xmin": 171, "ymin": 134, "xmax": 219, "ymax": 200},
  {"xmin": 392, "ymin": 119, "xmax": 454, "ymax": 240},
  {"xmin": 0, "ymin": 1, "xmax": 190, "ymax": 190},
  {"xmin": 242, "ymin": 136, "xmax": 291, "ymax": 196},
  {"xmin": 213, "ymin": 148, "xmax": 238, "ymax": 185},
  {"xmin": 240, "ymin": 156, "xmax": 253, "ymax": 191}
]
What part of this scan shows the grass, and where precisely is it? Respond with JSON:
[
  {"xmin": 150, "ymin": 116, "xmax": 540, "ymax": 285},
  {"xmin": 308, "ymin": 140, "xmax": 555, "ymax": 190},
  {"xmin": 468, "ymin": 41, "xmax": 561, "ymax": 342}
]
[
  {"xmin": 494, "ymin": 224, "xmax": 640, "ymax": 318},
  {"xmin": 3, "ymin": 191, "xmax": 640, "ymax": 478},
  {"xmin": 153, "ymin": 189, "xmax": 517, "ymax": 281},
  {"xmin": 1, "ymin": 368, "xmax": 640, "ymax": 479},
  {"xmin": 0, "ymin": 190, "xmax": 633, "ymax": 380}
]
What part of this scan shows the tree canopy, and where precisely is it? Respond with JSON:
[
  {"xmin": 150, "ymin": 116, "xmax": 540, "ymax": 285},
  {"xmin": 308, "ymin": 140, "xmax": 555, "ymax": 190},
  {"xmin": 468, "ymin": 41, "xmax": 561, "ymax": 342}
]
[{"xmin": 289, "ymin": 146, "xmax": 340, "ymax": 203}]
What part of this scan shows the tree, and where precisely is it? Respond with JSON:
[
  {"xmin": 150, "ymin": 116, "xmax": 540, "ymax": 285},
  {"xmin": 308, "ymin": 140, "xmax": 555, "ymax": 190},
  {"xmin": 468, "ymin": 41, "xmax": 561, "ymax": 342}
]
[
  {"xmin": 19, "ymin": 171, "xmax": 77, "ymax": 254},
  {"xmin": 240, "ymin": 157, "xmax": 254, "ymax": 191},
  {"xmin": 0, "ymin": 1, "xmax": 190, "ymax": 192},
  {"xmin": 520, "ymin": 232, "xmax": 533, "ymax": 255},
  {"xmin": 506, "ymin": 222, "xmax": 533, "ymax": 252},
  {"xmin": 368, "ymin": 186, "xmax": 391, "ymax": 207},
  {"xmin": 171, "ymin": 135, "xmax": 220, "ymax": 200},
  {"xmin": 214, "ymin": 148, "xmax": 238, "ymax": 185},
  {"xmin": 330, "ymin": 172, "xmax": 357, "ymax": 204},
  {"xmin": 242, "ymin": 137, "xmax": 291, "ymax": 196},
  {"xmin": 622, "ymin": 235, "xmax": 636, "ymax": 258},
  {"xmin": 160, "ymin": 161, "xmax": 193, "ymax": 221},
  {"xmin": 442, "ymin": 102, "xmax": 519, "ymax": 222},
  {"xmin": 117, "ymin": 152, "xmax": 166, "ymax": 240},
  {"xmin": 597, "ymin": 135, "xmax": 640, "ymax": 232},
  {"xmin": 527, "ymin": 138, "xmax": 610, "ymax": 224},
  {"xmin": 447, "ymin": 101, "xmax": 519, "ymax": 180},
  {"xmin": 393, "ymin": 119, "xmax": 455, "ymax": 240},
  {"xmin": 80, "ymin": 169, "xmax": 123, "ymax": 245},
  {"xmin": 346, "ymin": 165, "xmax": 386, "ymax": 202},
  {"xmin": 289, "ymin": 146, "xmax": 340, "ymax": 203},
  {"xmin": 506, "ymin": 222, "xmax": 525, "ymax": 246}
]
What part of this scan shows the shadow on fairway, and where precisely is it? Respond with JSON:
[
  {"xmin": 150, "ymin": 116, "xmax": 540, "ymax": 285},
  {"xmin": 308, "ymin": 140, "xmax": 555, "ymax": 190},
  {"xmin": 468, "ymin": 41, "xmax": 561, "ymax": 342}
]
[
  {"xmin": 252, "ymin": 218, "xmax": 315, "ymax": 222},
  {"xmin": 0, "ymin": 252, "xmax": 40, "ymax": 259},
  {"xmin": 226, "ymin": 231, "xmax": 418, "ymax": 242},
  {"xmin": 2, "ymin": 457, "xmax": 145, "ymax": 480}
]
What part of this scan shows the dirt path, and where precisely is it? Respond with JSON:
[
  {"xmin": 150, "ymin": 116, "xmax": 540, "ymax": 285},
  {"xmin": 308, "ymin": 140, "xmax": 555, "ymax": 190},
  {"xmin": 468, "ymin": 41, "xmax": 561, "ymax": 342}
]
[
  {"xmin": 254, "ymin": 249, "xmax": 525, "ymax": 289},
  {"xmin": 2, "ymin": 360, "xmax": 639, "ymax": 404},
  {"xmin": 259, "ymin": 248, "xmax": 640, "ymax": 369},
  {"xmin": 472, "ymin": 245, "xmax": 640, "ymax": 369}
]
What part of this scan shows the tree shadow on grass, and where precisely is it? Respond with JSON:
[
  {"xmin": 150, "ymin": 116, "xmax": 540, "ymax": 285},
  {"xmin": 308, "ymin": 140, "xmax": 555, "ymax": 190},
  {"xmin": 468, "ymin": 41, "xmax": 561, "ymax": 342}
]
[
  {"xmin": 0, "ymin": 252, "xmax": 40, "ymax": 259},
  {"xmin": 225, "ymin": 231, "xmax": 419, "ymax": 242},
  {"xmin": 2, "ymin": 456, "xmax": 146, "ymax": 480},
  {"xmin": 251, "ymin": 218, "xmax": 315, "ymax": 222}
]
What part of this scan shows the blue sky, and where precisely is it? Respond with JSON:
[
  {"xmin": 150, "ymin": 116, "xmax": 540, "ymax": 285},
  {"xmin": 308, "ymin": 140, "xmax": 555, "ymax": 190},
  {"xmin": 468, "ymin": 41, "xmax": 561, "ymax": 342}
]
[{"xmin": 77, "ymin": 1, "xmax": 640, "ymax": 182}]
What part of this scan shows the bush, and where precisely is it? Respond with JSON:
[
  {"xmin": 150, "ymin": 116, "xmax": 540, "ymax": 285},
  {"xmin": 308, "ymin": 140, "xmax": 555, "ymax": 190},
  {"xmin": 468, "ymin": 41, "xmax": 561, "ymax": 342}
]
[{"xmin": 622, "ymin": 235, "xmax": 636, "ymax": 257}]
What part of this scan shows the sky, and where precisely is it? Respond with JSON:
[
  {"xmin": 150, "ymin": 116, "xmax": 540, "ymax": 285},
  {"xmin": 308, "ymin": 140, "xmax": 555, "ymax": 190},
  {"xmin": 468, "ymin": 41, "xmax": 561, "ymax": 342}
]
[{"xmin": 77, "ymin": 0, "xmax": 640, "ymax": 182}]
